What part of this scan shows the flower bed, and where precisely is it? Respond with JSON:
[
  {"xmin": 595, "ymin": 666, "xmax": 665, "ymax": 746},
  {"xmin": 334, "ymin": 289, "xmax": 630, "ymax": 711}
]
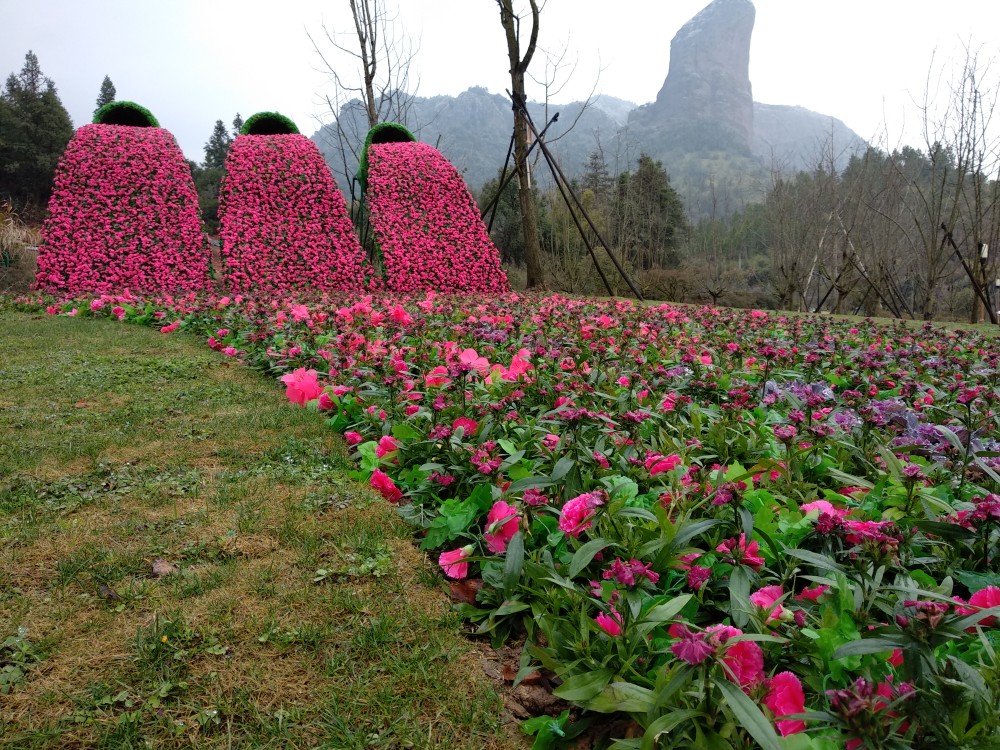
[
  {"xmin": 218, "ymin": 128, "xmax": 366, "ymax": 293},
  {"xmin": 20, "ymin": 291, "xmax": 1000, "ymax": 749},
  {"xmin": 36, "ymin": 112, "xmax": 209, "ymax": 295},
  {"xmin": 365, "ymin": 141, "xmax": 509, "ymax": 294}
]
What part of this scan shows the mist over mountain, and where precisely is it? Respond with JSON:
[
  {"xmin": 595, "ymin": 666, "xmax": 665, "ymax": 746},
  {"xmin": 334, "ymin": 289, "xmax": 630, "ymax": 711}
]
[{"xmin": 311, "ymin": 0, "xmax": 867, "ymax": 217}]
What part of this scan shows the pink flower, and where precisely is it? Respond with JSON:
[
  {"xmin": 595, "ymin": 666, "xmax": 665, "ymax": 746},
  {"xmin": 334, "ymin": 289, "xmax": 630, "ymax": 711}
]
[
  {"xmin": 344, "ymin": 431, "xmax": 364, "ymax": 446},
  {"xmin": 452, "ymin": 417, "xmax": 478, "ymax": 436},
  {"xmin": 458, "ymin": 348, "xmax": 490, "ymax": 376},
  {"xmin": 670, "ymin": 626, "xmax": 714, "ymax": 664},
  {"xmin": 370, "ymin": 469, "xmax": 403, "ymax": 503},
  {"xmin": 716, "ymin": 533, "xmax": 765, "ymax": 570},
  {"xmin": 750, "ymin": 585, "xmax": 786, "ymax": 622},
  {"xmin": 425, "ymin": 366, "xmax": 451, "ymax": 387},
  {"xmin": 542, "ymin": 433, "xmax": 560, "ymax": 450},
  {"xmin": 686, "ymin": 566, "xmax": 711, "ymax": 591},
  {"xmin": 594, "ymin": 608, "xmax": 623, "ymax": 637},
  {"xmin": 800, "ymin": 499, "xmax": 848, "ymax": 517},
  {"xmin": 280, "ymin": 367, "xmax": 323, "ymax": 406},
  {"xmin": 765, "ymin": 672, "xmax": 806, "ymax": 736},
  {"xmin": 521, "ymin": 488, "xmax": 548, "ymax": 506},
  {"xmin": 376, "ymin": 435, "xmax": 400, "ymax": 459},
  {"xmin": 957, "ymin": 586, "xmax": 1000, "ymax": 626},
  {"xmin": 602, "ymin": 558, "xmax": 660, "ymax": 587},
  {"xmin": 645, "ymin": 452, "xmax": 682, "ymax": 477},
  {"xmin": 795, "ymin": 584, "xmax": 829, "ymax": 602},
  {"xmin": 159, "ymin": 320, "xmax": 180, "ymax": 333},
  {"xmin": 559, "ymin": 491, "xmax": 605, "ymax": 538},
  {"xmin": 439, "ymin": 545, "xmax": 473, "ymax": 579},
  {"xmin": 483, "ymin": 500, "xmax": 520, "ymax": 554},
  {"xmin": 706, "ymin": 625, "xmax": 764, "ymax": 689}
]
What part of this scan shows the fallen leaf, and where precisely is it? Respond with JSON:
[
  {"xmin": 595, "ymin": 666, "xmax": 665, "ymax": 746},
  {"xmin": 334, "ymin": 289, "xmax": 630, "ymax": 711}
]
[
  {"xmin": 151, "ymin": 558, "xmax": 178, "ymax": 578},
  {"xmin": 447, "ymin": 578, "xmax": 483, "ymax": 604}
]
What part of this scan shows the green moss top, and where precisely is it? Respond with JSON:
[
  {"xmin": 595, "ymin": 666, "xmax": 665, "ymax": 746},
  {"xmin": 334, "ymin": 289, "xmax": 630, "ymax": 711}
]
[
  {"xmin": 93, "ymin": 101, "xmax": 160, "ymax": 128},
  {"xmin": 356, "ymin": 122, "xmax": 416, "ymax": 194},
  {"xmin": 240, "ymin": 111, "xmax": 300, "ymax": 136}
]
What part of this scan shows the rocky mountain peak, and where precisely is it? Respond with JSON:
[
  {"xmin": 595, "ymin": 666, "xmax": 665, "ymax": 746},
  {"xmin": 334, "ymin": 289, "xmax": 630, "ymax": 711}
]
[{"xmin": 648, "ymin": 0, "xmax": 756, "ymax": 153}]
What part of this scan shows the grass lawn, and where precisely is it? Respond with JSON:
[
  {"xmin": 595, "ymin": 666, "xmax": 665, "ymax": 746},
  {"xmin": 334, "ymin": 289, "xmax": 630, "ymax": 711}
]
[{"xmin": 0, "ymin": 311, "xmax": 519, "ymax": 749}]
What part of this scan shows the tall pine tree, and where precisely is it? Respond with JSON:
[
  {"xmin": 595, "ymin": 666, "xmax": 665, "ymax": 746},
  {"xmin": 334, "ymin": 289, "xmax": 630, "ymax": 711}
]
[
  {"xmin": 202, "ymin": 120, "xmax": 232, "ymax": 170},
  {"xmin": 0, "ymin": 51, "xmax": 74, "ymax": 212},
  {"xmin": 94, "ymin": 75, "xmax": 116, "ymax": 114}
]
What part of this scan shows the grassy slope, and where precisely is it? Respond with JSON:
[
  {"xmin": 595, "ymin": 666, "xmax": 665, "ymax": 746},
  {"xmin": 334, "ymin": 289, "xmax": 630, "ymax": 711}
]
[{"xmin": 0, "ymin": 311, "xmax": 518, "ymax": 750}]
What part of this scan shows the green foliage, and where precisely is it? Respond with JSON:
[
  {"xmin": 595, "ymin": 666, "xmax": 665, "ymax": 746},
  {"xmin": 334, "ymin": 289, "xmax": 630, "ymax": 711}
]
[
  {"xmin": 93, "ymin": 74, "xmax": 115, "ymax": 115},
  {"xmin": 92, "ymin": 99, "xmax": 160, "ymax": 127},
  {"xmin": 356, "ymin": 121, "xmax": 416, "ymax": 193},
  {"xmin": 202, "ymin": 119, "xmax": 232, "ymax": 170},
  {"xmin": 240, "ymin": 110, "xmax": 300, "ymax": 136},
  {"xmin": 0, "ymin": 50, "xmax": 74, "ymax": 212}
]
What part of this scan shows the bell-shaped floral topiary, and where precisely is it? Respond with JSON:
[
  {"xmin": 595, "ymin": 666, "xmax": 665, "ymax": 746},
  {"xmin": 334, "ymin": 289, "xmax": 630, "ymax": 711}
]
[
  {"xmin": 218, "ymin": 113, "xmax": 366, "ymax": 293},
  {"xmin": 365, "ymin": 139, "xmax": 509, "ymax": 293},
  {"xmin": 36, "ymin": 110, "xmax": 210, "ymax": 295}
]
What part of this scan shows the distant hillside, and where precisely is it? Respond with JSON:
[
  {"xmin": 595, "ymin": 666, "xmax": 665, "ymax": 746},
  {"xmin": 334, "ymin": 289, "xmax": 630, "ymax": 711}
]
[
  {"xmin": 312, "ymin": 88, "xmax": 630, "ymax": 197},
  {"xmin": 311, "ymin": 0, "xmax": 868, "ymax": 217}
]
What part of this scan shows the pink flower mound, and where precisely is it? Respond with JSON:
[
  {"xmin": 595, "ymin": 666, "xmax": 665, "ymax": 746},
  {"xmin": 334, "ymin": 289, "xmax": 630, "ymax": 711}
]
[
  {"xmin": 37, "ymin": 124, "xmax": 209, "ymax": 295},
  {"xmin": 366, "ymin": 141, "xmax": 509, "ymax": 293},
  {"xmin": 219, "ymin": 134, "xmax": 365, "ymax": 293}
]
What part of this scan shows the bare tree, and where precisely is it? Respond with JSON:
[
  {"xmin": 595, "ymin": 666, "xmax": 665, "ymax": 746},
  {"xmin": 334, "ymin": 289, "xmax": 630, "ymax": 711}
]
[
  {"xmin": 309, "ymin": 1, "xmax": 419, "ymax": 199},
  {"xmin": 496, "ymin": 0, "xmax": 545, "ymax": 289}
]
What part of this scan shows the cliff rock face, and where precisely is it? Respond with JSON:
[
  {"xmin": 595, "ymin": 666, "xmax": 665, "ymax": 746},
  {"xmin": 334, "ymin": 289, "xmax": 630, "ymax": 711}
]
[{"xmin": 641, "ymin": 0, "xmax": 756, "ymax": 155}]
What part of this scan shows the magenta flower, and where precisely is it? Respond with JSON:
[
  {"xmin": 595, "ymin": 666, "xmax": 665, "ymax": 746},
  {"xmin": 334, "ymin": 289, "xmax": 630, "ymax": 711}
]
[
  {"xmin": 669, "ymin": 625, "xmax": 714, "ymax": 665},
  {"xmin": 376, "ymin": 435, "xmax": 400, "ymax": 459}
]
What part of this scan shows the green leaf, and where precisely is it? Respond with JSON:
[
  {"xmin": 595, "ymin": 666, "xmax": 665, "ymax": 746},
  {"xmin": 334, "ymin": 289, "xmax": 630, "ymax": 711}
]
[
  {"xmin": 552, "ymin": 668, "xmax": 613, "ymax": 702},
  {"xmin": 550, "ymin": 456, "xmax": 575, "ymax": 482},
  {"xmin": 954, "ymin": 605, "xmax": 1000, "ymax": 631},
  {"xmin": 569, "ymin": 538, "xmax": 612, "ymax": 578},
  {"xmin": 508, "ymin": 475, "xmax": 553, "ymax": 493},
  {"xmin": 832, "ymin": 637, "xmax": 903, "ymax": 659},
  {"xmin": 391, "ymin": 423, "xmax": 420, "ymax": 441},
  {"xmin": 584, "ymin": 682, "xmax": 655, "ymax": 714},
  {"xmin": 641, "ymin": 709, "xmax": 704, "ymax": 750},
  {"xmin": 784, "ymin": 548, "xmax": 845, "ymax": 574},
  {"xmin": 640, "ymin": 594, "xmax": 692, "ymax": 625},
  {"xmin": 503, "ymin": 532, "xmax": 524, "ymax": 594},
  {"xmin": 715, "ymin": 680, "xmax": 783, "ymax": 750}
]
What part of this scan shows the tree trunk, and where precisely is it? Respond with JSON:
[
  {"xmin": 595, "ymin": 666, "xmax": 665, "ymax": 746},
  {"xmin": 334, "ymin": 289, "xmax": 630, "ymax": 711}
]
[{"xmin": 497, "ymin": 0, "xmax": 545, "ymax": 289}]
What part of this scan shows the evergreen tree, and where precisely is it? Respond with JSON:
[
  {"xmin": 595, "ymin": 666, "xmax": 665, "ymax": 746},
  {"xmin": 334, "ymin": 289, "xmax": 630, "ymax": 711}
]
[
  {"xmin": 94, "ymin": 75, "xmax": 116, "ymax": 114},
  {"xmin": 0, "ymin": 51, "xmax": 74, "ymax": 212},
  {"xmin": 202, "ymin": 120, "xmax": 232, "ymax": 170},
  {"xmin": 231, "ymin": 112, "xmax": 244, "ymax": 138},
  {"xmin": 612, "ymin": 154, "xmax": 688, "ymax": 269}
]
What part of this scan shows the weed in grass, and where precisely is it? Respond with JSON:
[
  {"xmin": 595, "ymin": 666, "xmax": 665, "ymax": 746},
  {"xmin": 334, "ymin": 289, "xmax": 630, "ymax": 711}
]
[{"xmin": 0, "ymin": 626, "xmax": 41, "ymax": 694}]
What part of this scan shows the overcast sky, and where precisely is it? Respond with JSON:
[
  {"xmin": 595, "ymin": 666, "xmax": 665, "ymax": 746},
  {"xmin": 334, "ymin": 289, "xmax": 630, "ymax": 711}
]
[{"xmin": 5, "ymin": 1, "xmax": 999, "ymax": 162}]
